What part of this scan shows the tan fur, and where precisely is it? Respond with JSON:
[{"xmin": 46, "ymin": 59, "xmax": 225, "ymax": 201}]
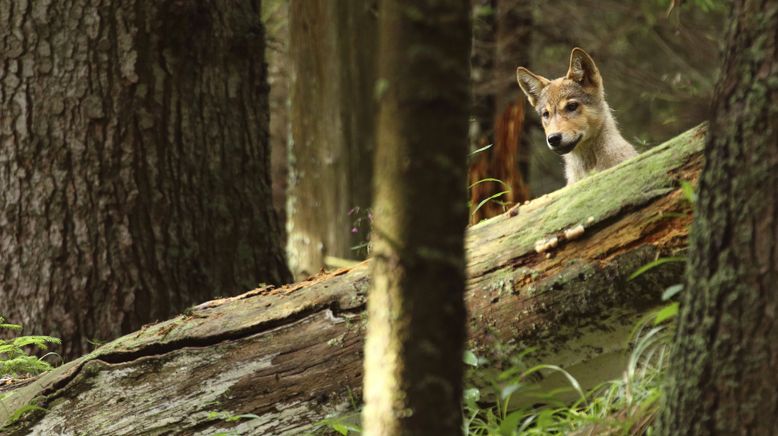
[{"xmin": 516, "ymin": 48, "xmax": 638, "ymax": 185}]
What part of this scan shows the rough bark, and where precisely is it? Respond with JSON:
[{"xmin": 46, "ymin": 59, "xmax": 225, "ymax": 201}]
[
  {"xmin": 657, "ymin": 1, "xmax": 778, "ymax": 434},
  {"xmin": 286, "ymin": 0, "xmax": 378, "ymax": 279},
  {"xmin": 362, "ymin": 0, "xmax": 472, "ymax": 434},
  {"xmin": 0, "ymin": 1, "xmax": 291, "ymax": 360},
  {"xmin": 0, "ymin": 126, "xmax": 704, "ymax": 435}
]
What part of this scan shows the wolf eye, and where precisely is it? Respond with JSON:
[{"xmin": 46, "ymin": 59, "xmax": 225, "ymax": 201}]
[
  {"xmin": 565, "ymin": 102, "xmax": 579, "ymax": 112},
  {"xmin": 542, "ymin": 110, "xmax": 550, "ymax": 119}
]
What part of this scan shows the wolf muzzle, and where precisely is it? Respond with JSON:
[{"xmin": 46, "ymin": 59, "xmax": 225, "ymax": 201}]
[{"xmin": 547, "ymin": 134, "xmax": 582, "ymax": 155}]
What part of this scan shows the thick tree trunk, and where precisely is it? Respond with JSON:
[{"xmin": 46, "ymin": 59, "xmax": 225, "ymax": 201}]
[
  {"xmin": 362, "ymin": 0, "xmax": 472, "ymax": 434},
  {"xmin": 0, "ymin": 0, "xmax": 291, "ymax": 359},
  {"xmin": 657, "ymin": 2, "xmax": 778, "ymax": 434},
  {"xmin": 286, "ymin": 0, "xmax": 378, "ymax": 279},
  {"xmin": 0, "ymin": 126, "xmax": 704, "ymax": 435}
]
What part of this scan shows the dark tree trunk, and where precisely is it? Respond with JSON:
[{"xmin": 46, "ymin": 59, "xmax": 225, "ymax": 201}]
[
  {"xmin": 658, "ymin": 2, "xmax": 778, "ymax": 434},
  {"xmin": 0, "ymin": 0, "xmax": 291, "ymax": 359},
  {"xmin": 470, "ymin": 0, "xmax": 497, "ymax": 152},
  {"xmin": 286, "ymin": 0, "xmax": 378, "ymax": 279},
  {"xmin": 362, "ymin": 0, "xmax": 472, "ymax": 434},
  {"xmin": 496, "ymin": 0, "xmax": 533, "ymax": 179},
  {"xmin": 468, "ymin": 0, "xmax": 532, "ymax": 224}
]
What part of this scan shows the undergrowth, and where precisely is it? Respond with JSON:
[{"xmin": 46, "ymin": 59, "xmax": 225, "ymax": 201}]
[
  {"xmin": 312, "ymin": 180, "xmax": 693, "ymax": 435},
  {"xmin": 0, "ymin": 317, "xmax": 61, "ymax": 377},
  {"xmin": 311, "ymin": 302, "xmax": 675, "ymax": 436},
  {"xmin": 462, "ymin": 317, "xmax": 672, "ymax": 436}
]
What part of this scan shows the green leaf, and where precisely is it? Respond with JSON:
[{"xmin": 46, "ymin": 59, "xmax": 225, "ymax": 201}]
[
  {"xmin": 331, "ymin": 422, "xmax": 349, "ymax": 435},
  {"xmin": 497, "ymin": 365, "xmax": 523, "ymax": 381},
  {"xmin": 628, "ymin": 256, "xmax": 686, "ymax": 280},
  {"xmin": 662, "ymin": 284, "xmax": 684, "ymax": 301},
  {"xmin": 469, "ymin": 177, "xmax": 509, "ymax": 189},
  {"xmin": 501, "ymin": 383, "xmax": 521, "ymax": 400},
  {"xmin": 464, "ymin": 387, "xmax": 480, "ymax": 405},
  {"xmin": 499, "ymin": 410, "xmax": 525, "ymax": 436},
  {"xmin": 472, "ymin": 191, "xmax": 510, "ymax": 216},
  {"xmin": 463, "ymin": 350, "xmax": 479, "ymax": 367},
  {"xmin": 679, "ymin": 180, "xmax": 697, "ymax": 204},
  {"xmin": 469, "ymin": 143, "xmax": 494, "ymax": 156},
  {"xmin": 654, "ymin": 302, "xmax": 679, "ymax": 324},
  {"xmin": 525, "ymin": 364, "xmax": 587, "ymax": 404}
]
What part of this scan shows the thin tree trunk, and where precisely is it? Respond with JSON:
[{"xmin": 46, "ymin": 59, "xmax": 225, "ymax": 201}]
[
  {"xmin": 286, "ymin": 0, "xmax": 378, "ymax": 279},
  {"xmin": 469, "ymin": 0, "xmax": 532, "ymax": 224},
  {"xmin": 658, "ymin": 1, "xmax": 778, "ymax": 434},
  {"xmin": 470, "ymin": 0, "xmax": 497, "ymax": 152},
  {"xmin": 0, "ymin": 126, "xmax": 705, "ymax": 435},
  {"xmin": 0, "ymin": 0, "xmax": 290, "ymax": 359},
  {"xmin": 362, "ymin": 1, "xmax": 472, "ymax": 434},
  {"xmin": 264, "ymin": 0, "xmax": 292, "ymax": 248}
]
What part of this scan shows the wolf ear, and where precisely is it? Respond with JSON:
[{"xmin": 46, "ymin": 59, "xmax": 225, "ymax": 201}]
[
  {"xmin": 516, "ymin": 67, "xmax": 549, "ymax": 107},
  {"xmin": 566, "ymin": 48, "xmax": 602, "ymax": 94}
]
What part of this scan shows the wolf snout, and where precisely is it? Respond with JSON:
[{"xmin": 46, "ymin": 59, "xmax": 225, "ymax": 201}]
[
  {"xmin": 547, "ymin": 133, "xmax": 581, "ymax": 155},
  {"xmin": 547, "ymin": 133, "xmax": 563, "ymax": 147}
]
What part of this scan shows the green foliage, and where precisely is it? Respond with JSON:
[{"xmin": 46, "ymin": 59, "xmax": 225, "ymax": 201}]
[
  {"xmin": 679, "ymin": 180, "xmax": 697, "ymax": 204},
  {"xmin": 472, "ymin": 191, "xmax": 510, "ymax": 216},
  {"xmin": 469, "ymin": 178, "xmax": 511, "ymax": 217},
  {"xmin": 313, "ymin": 414, "xmax": 362, "ymax": 436},
  {"xmin": 348, "ymin": 206, "xmax": 373, "ymax": 258},
  {"xmin": 310, "ymin": 321, "xmax": 673, "ymax": 435},
  {"xmin": 627, "ymin": 257, "xmax": 686, "ymax": 281},
  {"xmin": 470, "ymin": 143, "xmax": 494, "ymax": 158},
  {"xmin": 4, "ymin": 403, "xmax": 47, "ymax": 427},
  {"xmin": 311, "ymin": 387, "xmax": 362, "ymax": 435},
  {"xmin": 312, "ymin": 251, "xmax": 689, "ymax": 435},
  {"xmin": 0, "ymin": 318, "xmax": 60, "ymax": 377},
  {"xmin": 661, "ymin": 284, "xmax": 683, "ymax": 301},
  {"xmin": 463, "ymin": 318, "xmax": 673, "ymax": 435}
]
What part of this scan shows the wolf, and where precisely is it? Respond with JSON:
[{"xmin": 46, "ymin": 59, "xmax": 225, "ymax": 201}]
[{"xmin": 516, "ymin": 48, "xmax": 638, "ymax": 185}]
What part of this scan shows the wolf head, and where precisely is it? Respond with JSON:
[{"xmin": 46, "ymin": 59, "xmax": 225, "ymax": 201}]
[{"xmin": 516, "ymin": 48, "xmax": 606, "ymax": 155}]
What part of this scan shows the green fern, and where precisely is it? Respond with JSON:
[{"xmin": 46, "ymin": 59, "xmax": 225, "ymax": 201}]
[{"xmin": 0, "ymin": 318, "xmax": 60, "ymax": 377}]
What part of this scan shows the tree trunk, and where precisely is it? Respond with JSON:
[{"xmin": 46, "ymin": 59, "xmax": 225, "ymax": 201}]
[
  {"xmin": 468, "ymin": 0, "xmax": 533, "ymax": 224},
  {"xmin": 286, "ymin": 0, "xmax": 378, "ymax": 279},
  {"xmin": 0, "ymin": 126, "xmax": 704, "ymax": 435},
  {"xmin": 263, "ymin": 0, "xmax": 292, "ymax": 248},
  {"xmin": 657, "ymin": 2, "xmax": 778, "ymax": 434},
  {"xmin": 0, "ymin": 0, "xmax": 291, "ymax": 360},
  {"xmin": 362, "ymin": 1, "xmax": 472, "ymax": 434}
]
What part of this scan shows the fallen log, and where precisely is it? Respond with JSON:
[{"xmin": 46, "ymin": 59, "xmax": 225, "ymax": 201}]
[{"xmin": 0, "ymin": 125, "xmax": 706, "ymax": 435}]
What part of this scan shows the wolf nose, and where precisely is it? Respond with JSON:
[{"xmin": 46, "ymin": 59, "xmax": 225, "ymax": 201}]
[{"xmin": 547, "ymin": 133, "xmax": 563, "ymax": 147}]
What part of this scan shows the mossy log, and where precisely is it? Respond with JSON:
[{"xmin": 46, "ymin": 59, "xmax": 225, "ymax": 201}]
[{"xmin": 0, "ymin": 125, "xmax": 706, "ymax": 435}]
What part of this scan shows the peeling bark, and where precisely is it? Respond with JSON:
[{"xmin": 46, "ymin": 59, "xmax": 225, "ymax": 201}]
[
  {"xmin": 1, "ymin": 126, "xmax": 704, "ymax": 435},
  {"xmin": 0, "ymin": 0, "xmax": 291, "ymax": 359}
]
